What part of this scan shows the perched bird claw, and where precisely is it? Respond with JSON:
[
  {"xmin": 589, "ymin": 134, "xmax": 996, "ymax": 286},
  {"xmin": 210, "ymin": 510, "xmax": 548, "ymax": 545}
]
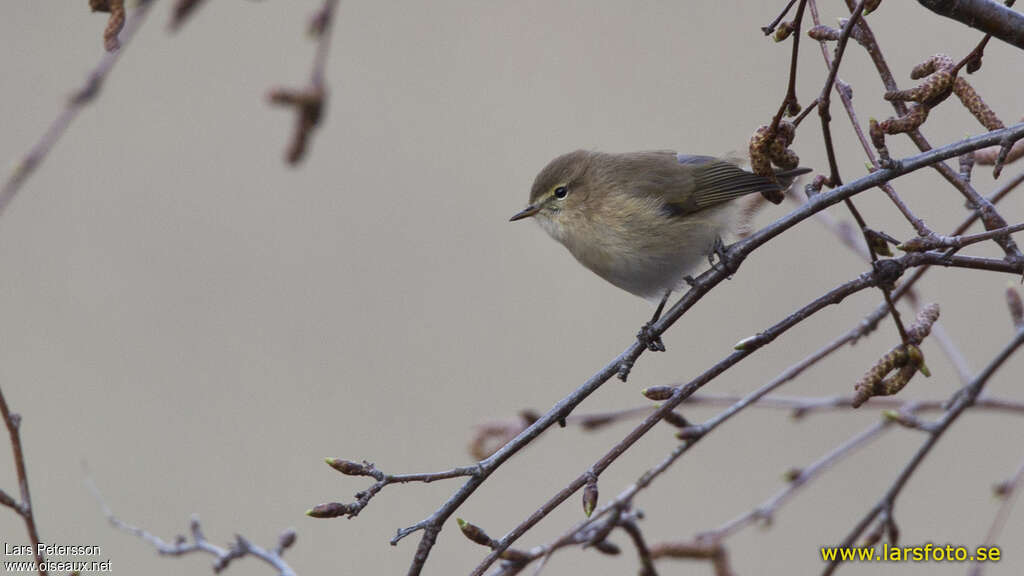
[
  {"xmin": 637, "ymin": 322, "xmax": 666, "ymax": 352},
  {"xmin": 708, "ymin": 235, "xmax": 733, "ymax": 276}
]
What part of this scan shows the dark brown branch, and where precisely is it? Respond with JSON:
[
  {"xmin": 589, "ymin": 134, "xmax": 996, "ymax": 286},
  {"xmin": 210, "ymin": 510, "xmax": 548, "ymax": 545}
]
[
  {"xmin": 808, "ymin": 1, "xmax": 914, "ymax": 343},
  {"xmin": 808, "ymin": 0, "xmax": 933, "ymax": 238},
  {"xmin": 916, "ymin": 0, "xmax": 1024, "ymax": 50},
  {"xmin": 620, "ymin": 519, "xmax": 658, "ymax": 576},
  {"xmin": 843, "ymin": 2, "xmax": 1024, "ymax": 260},
  {"xmin": 817, "ymin": 0, "xmax": 867, "ymax": 187},
  {"xmin": 268, "ymin": 0, "xmax": 339, "ymax": 165},
  {"xmin": 169, "ymin": 0, "xmax": 209, "ymax": 31},
  {"xmin": 950, "ymin": 1, "xmax": 1016, "ymax": 76},
  {"xmin": 805, "ymin": 204, "xmax": 972, "ymax": 382},
  {"xmin": 769, "ymin": 0, "xmax": 808, "ymax": 134},
  {"xmin": 762, "ymin": 0, "xmax": 801, "ymax": 35},
  {"xmin": 0, "ymin": 387, "xmax": 46, "ymax": 575}
]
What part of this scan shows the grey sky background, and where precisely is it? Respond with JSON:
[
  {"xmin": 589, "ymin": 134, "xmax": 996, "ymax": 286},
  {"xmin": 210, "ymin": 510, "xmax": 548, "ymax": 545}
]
[{"xmin": 1, "ymin": 2, "xmax": 1022, "ymax": 575}]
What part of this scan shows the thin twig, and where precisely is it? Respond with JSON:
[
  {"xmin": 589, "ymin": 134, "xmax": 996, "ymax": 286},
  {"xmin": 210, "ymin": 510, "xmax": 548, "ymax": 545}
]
[
  {"xmin": 346, "ymin": 123, "xmax": 1024, "ymax": 576},
  {"xmin": 969, "ymin": 455, "xmax": 1024, "ymax": 576},
  {"xmin": 473, "ymin": 165, "xmax": 1022, "ymax": 573},
  {"xmin": 563, "ymin": 393, "xmax": 1024, "ymax": 431},
  {"xmin": 769, "ymin": 0, "xmax": 808, "ymax": 134},
  {"xmin": 808, "ymin": 0, "xmax": 933, "ymax": 237},
  {"xmin": 800, "ymin": 194, "xmax": 969, "ymax": 382},
  {"xmin": 0, "ymin": 386, "xmax": 46, "ymax": 575},
  {"xmin": 87, "ymin": 477, "xmax": 298, "ymax": 576},
  {"xmin": 817, "ymin": 0, "xmax": 867, "ymax": 187},
  {"xmin": 268, "ymin": 0, "xmax": 340, "ymax": 164},
  {"xmin": 475, "ymin": 168, "xmax": 1024, "ymax": 569},
  {"xmin": 762, "ymin": 0, "xmax": 801, "ymax": 35},
  {"xmin": 477, "ymin": 310, "xmax": 1024, "ymax": 573},
  {"xmin": 309, "ymin": 460, "xmax": 480, "ymax": 519},
  {"xmin": 898, "ymin": 221, "xmax": 1024, "ymax": 252},
  {"xmin": 807, "ymin": 1, "xmax": 913, "ymax": 344},
  {"xmin": 843, "ymin": 1, "xmax": 1024, "ymax": 261},
  {"xmin": 470, "ymin": 250, "xmax": 1024, "ymax": 575},
  {"xmin": 620, "ymin": 519, "xmax": 658, "ymax": 576},
  {"xmin": 822, "ymin": 324, "xmax": 1024, "ymax": 575},
  {"xmin": 701, "ymin": 420, "xmax": 891, "ymax": 542},
  {"xmin": 0, "ymin": 0, "xmax": 156, "ymax": 221}
]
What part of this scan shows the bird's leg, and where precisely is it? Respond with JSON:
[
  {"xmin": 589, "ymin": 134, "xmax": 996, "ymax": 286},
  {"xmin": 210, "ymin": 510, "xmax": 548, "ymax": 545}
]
[
  {"xmin": 637, "ymin": 290, "xmax": 670, "ymax": 353},
  {"xmin": 707, "ymin": 236, "xmax": 733, "ymax": 276},
  {"xmin": 620, "ymin": 291, "xmax": 670, "ymax": 381}
]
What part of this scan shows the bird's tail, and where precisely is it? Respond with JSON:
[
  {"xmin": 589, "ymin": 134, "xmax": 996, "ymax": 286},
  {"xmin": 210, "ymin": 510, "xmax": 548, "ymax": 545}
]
[{"xmin": 774, "ymin": 166, "xmax": 813, "ymax": 189}]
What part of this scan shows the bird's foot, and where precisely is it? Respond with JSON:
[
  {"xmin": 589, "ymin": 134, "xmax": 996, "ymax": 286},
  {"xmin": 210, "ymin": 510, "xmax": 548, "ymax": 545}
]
[
  {"xmin": 637, "ymin": 322, "xmax": 666, "ymax": 352},
  {"xmin": 708, "ymin": 237, "xmax": 734, "ymax": 276}
]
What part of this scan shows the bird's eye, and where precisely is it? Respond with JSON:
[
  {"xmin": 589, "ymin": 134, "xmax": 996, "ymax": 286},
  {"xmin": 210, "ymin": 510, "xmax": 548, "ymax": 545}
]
[{"xmin": 553, "ymin": 185, "xmax": 569, "ymax": 199}]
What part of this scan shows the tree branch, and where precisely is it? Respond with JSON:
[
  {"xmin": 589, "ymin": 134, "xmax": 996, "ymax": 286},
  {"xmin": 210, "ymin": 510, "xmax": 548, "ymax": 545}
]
[
  {"xmin": 356, "ymin": 122, "xmax": 1024, "ymax": 576},
  {"xmin": 822, "ymin": 323, "xmax": 1024, "ymax": 574},
  {"xmin": 0, "ymin": 0, "xmax": 156, "ymax": 222},
  {"xmin": 87, "ymin": 477, "xmax": 298, "ymax": 576},
  {"xmin": 0, "ymin": 387, "xmax": 47, "ymax": 575},
  {"xmin": 916, "ymin": 0, "xmax": 1024, "ymax": 50}
]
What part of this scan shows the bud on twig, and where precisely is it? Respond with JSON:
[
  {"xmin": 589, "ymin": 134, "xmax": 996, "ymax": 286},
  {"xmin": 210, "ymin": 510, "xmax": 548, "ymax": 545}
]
[
  {"xmin": 306, "ymin": 502, "xmax": 356, "ymax": 518},
  {"xmin": 583, "ymin": 478, "xmax": 599, "ymax": 518},
  {"xmin": 773, "ymin": 21, "xmax": 794, "ymax": 42},
  {"xmin": 662, "ymin": 411, "xmax": 690, "ymax": 428},
  {"xmin": 278, "ymin": 528, "xmax": 297, "ymax": 551},
  {"xmin": 325, "ymin": 458, "xmax": 375, "ymax": 476},
  {"xmin": 1007, "ymin": 286, "xmax": 1023, "ymax": 328},
  {"xmin": 733, "ymin": 334, "xmax": 760, "ymax": 350},
  {"xmin": 865, "ymin": 229, "xmax": 896, "ymax": 257},
  {"xmin": 642, "ymin": 386, "xmax": 674, "ymax": 401},
  {"xmin": 593, "ymin": 540, "xmax": 622, "ymax": 555},
  {"xmin": 457, "ymin": 518, "xmax": 495, "ymax": 547},
  {"xmin": 783, "ymin": 468, "xmax": 802, "ymax": 482}
]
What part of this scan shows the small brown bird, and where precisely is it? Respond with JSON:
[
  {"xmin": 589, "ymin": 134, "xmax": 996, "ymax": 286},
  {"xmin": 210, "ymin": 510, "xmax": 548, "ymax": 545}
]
[{"xmin": 511, "ymin": 150, "xmax": 809, "ymax": 349}]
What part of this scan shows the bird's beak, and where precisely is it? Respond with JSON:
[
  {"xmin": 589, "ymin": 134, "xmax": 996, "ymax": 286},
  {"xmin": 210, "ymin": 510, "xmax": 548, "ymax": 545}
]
[{"xmin": 509, "ymin": 204, "xmax": 541, "ymax": 222}]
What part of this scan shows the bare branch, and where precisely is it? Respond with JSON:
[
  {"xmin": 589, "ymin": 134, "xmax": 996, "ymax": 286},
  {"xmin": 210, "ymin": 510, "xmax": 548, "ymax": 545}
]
[
  {"xmin": 470, "ymin": 249, "xmax": 1024, "ymax": 575},
  {"xmin": 87, "ymin": 477, "xmax": 298, "ymax": 576},
  {"xmin": 0, "ymin": 387, "xmax": 47, "ymax": 575},
  {"xmin": 916, "ymin": 0, "xmax": 1024, "ymax": 50},
  {"xmin": 315, "ymin": 121, "xmax": 1024, "ymax": 575},
  {"xmin": 823, "ymin": 324, "xmax": 1024, "ymax": 574},
  {"xmin": 268, "ymin": 0, "xmax": 340, "ymax": 165},
  {"xmin": 0, "ymin": 0, "xmax": 157, "ymax": 222},
  {"xmin": 970, "ymin": 456, "xmax": 1024, "ymax": 576}
]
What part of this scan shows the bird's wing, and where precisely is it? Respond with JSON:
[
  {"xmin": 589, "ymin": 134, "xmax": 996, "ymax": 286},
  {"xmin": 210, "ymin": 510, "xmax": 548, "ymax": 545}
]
[{"xmin": 663, "ymin": 154, "xmax": 789, "ymax": 216}]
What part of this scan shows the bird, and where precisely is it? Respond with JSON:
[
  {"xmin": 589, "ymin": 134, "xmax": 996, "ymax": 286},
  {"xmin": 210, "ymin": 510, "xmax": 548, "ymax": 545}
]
[{"xmin": 510, "ymin": 149, "xmax": 810, "ymax": 353}]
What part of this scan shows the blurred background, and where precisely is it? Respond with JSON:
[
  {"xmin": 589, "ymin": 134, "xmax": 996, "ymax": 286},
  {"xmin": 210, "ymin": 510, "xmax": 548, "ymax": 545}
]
[{"xmin": 1, "ymin": 1, "xmax": 1022, "ymax": 574}]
